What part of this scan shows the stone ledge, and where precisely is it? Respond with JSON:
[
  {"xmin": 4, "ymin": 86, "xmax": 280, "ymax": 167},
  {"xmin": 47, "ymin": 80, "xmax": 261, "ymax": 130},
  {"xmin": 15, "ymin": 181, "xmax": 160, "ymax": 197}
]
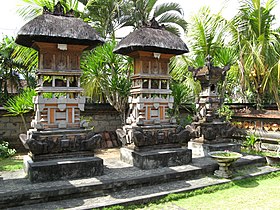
[
  {"xmin": 24, "ymin": 155, "xmax": 104, "ymax": 182},
  {"xmin": 120, "ymin": 147, "xmax": 192, "ymax": 169}
]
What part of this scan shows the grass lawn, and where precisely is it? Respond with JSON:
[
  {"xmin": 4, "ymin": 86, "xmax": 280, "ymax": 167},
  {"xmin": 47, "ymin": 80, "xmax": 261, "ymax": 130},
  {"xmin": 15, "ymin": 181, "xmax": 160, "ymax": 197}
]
[
  {"xmin": 104, "ymin": 171, "xmax": 280, "ymax": 210},
  {"xmin": 0, "ymin": 155, "xmax": 23, "ymax": 171},
  {"xmin": 137, "ymin": 172, "xmax": 280, "ymax": 210}
]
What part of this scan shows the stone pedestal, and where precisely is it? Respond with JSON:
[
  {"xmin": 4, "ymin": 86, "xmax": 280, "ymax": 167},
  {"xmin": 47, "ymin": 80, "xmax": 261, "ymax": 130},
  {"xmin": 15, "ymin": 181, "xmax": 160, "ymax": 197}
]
[
  {"xmin": 20, "ymin": 129, "xmax": 104, "ymax": 182},
  {"xmin": 188, "ymin": 141, "xmax": 241, "ymax": 156},
  {"xmin": 24, "ymin": 155, "xmax": 103, "ymax": 182},
  {"xmin": 120, "ymin": 147, "xmax": 192, "ymax": 170}
]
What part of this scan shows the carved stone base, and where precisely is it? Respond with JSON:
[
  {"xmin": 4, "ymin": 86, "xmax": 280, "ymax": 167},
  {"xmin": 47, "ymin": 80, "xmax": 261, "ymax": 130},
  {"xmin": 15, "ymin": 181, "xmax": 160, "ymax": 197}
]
[
  {"xmin": 23, "ymin": 155, "xmax": 103, "ymax": 182},
  {"xmin": 117, "ymin": 124, "xmax": 195, "ymax": 148},
  {"xmin": 20, "ymin": 129, "xmax": 101, "ymax": 157},
  {"xmin": 188, "ymin": 141, "xmax": 241, "ymax": 157},
  {"xmin": 120, "ymin": 147, "xmax": 192, "ymax": 170}
]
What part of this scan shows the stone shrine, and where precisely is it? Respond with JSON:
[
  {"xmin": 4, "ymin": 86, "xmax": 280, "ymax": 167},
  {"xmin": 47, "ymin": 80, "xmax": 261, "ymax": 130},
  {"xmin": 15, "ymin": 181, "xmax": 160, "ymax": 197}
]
[
  {"xmin": 188, "ymin": 55, "xmax": 241, "ymax": 156},
  {"xmin": 114, "ymin": 18, "xmax": 193, "ymax": 169},
  {"xmin": 16, "ymin": 2, "xmax": 104, "ymax": 182}
]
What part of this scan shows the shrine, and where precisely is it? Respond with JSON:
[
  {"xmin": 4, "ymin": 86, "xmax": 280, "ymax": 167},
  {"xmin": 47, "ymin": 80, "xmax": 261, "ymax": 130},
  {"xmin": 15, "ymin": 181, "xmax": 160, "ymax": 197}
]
[
  {"xmin": 114, "ymin": 18, "xmax": 193, "ymax": 169},
  {"xmin": 16, "ymin": 2, "xmax": 105, "ymax": 182},
  {"xmin": 188, "ymin": 55, "xmax": 241, "ymax": 156}
]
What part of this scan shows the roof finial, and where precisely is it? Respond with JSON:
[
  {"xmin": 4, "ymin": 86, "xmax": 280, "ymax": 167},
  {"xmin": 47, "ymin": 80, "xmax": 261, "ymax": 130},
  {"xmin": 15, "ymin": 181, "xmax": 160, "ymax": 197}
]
[
  {"xmin": 66, "ymin": 9, "xmax": 75, "ymax": 17},
  {"xmin": 43, "ymin": 6, "xmax": 51, "ymax": 14},
  {"xmin": 150, "ymin": 17, "xmax": 165, "ymax": 29},
  {"xmin": 205, "ymin": 54, "xmax": 213, "ymax": 69},
  {"xmin": 53, "ymin": 1, "xmax": 65, "ymax": 16}
]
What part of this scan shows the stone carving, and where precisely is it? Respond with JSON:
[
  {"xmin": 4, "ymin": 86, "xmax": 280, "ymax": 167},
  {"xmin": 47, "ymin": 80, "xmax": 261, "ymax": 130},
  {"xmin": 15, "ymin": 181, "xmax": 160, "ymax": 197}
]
[
  {"xmin": 19, "ymin": 132, "xmax": 102, "ymax": 155},
  {"xmin": 124, "ymin": 125, "xmax": 197, "ymax": 148}
]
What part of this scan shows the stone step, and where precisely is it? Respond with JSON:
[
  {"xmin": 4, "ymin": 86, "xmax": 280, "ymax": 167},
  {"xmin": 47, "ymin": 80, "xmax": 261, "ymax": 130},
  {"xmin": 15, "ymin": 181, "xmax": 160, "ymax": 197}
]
[
  {"xmin": 6, "ymin": 165, "xmax": 279, "ymax": 210},
  {"xmin": 0, "ymin": 154, "xmax": 267, "ymax": 209}
]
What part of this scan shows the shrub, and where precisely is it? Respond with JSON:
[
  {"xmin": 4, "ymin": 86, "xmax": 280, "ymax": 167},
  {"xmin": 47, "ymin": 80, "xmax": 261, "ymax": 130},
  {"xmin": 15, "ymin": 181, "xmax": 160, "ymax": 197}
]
[
  {"xmin": 0, "ymin": 141, "xmax": 16, "ymax": 158},
  {"xmin": 4, "ymin": 88, "xmax": 36, "ymax": 132}
]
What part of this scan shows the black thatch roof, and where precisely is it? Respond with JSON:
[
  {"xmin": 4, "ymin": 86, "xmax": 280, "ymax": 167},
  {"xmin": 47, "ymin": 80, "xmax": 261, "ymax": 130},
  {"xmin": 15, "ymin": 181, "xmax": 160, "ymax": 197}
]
[
  {"xmin": 16, "ymin": 3, "xmax": 104, "ymax": 50},
  {"xmin": 114, "ymin": 19, "xmax": 189, "ymax": 55}
]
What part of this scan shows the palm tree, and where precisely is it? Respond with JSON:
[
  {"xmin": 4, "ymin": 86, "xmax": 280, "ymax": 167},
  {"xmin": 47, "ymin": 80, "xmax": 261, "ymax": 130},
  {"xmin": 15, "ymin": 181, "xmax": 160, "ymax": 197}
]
[
  {"xmin": 83, "ymin": 0, "xmax": 131, "ymax": 39},
  {"xmin": 187, "ymin": 7, "xmax": 230, "ymax": 64},
  {"xmin": 230, "ymin": 0, "xmax": 280, "ymax": 109},
  {"xmin": 170, "ymin": 7, "xmax": 237, "ymax": 105},
  {"xmin": 122, "ymin": 0, "xmax": 187, "ymax": 36}
]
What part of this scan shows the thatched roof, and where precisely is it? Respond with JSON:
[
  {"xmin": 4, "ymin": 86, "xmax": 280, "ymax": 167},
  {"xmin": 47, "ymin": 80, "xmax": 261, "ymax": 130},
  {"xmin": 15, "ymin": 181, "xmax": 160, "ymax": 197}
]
[
  {"xmin": 16, "ymin": 3, "xmax": 104, "ymax": 50},
  {"xmin": 114, "ymin": 19, "xmax": 189, "ymax": 55}
]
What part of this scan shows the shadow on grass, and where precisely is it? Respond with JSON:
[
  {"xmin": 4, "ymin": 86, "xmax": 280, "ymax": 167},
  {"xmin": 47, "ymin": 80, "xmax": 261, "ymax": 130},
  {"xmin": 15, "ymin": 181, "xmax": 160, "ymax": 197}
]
[{"xmin": 233, "ymin": 177, "xmax": 259, "ymax": 188}]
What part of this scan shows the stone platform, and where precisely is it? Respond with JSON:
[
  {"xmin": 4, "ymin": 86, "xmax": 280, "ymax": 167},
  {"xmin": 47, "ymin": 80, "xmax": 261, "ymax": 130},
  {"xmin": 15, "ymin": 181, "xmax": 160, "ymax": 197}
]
[
  {"xmin": 24, "ymin": 156, "xmax": 103, "ymax": 182},
  {"xmin": 120, "ymin": 147, "xmax": 192, "ymax": 169},
  {"xmin": 188, "ymin": 141, "xmax": 241, "ymax": 156},
  {"xmin": 0, "ymin": 149, "xmax": 274, "ymax": 209}
]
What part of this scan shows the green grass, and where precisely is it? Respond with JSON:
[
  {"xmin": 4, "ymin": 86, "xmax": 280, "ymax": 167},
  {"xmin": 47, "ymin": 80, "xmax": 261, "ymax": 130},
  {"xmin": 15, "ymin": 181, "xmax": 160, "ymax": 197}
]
[
  {"xmin": 0, "ymin": 156, "xmax": 23, "ymax": 171},
  {"xmin": 102, "ymin": 172, "xmax": 280, "ymax": 210}
]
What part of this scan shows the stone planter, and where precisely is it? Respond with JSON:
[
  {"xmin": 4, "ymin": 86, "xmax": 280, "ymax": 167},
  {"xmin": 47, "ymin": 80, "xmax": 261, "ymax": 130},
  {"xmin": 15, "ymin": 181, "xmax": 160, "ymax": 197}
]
[
  {"xmin": 208, "ymin": 151, "xmax": 243, "ymax": 178},
  {"xmin": 265, "ymin": 155, "xmax": 280, "ymax": 166}
]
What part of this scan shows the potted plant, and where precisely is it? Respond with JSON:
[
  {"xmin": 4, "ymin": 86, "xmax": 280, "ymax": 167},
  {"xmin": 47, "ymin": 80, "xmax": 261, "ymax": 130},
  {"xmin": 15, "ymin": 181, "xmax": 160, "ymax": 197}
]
[{"xmin": 265, "ymin": 144, "xmax": 280, "ymax": 166}]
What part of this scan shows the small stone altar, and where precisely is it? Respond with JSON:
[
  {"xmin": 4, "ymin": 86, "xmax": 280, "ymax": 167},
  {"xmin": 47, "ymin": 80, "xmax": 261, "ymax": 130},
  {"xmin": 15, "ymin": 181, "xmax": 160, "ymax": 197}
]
[
  {"xmin": 188, "ymin": 55, "xmax": 241, "ymax": 156},
  {"xmin": 114, "ymin": 18, "xmax": 193, "ymax": 169},
  {"xmin": 16, "ymin": 2, "xmax": 104, "ymax": 182}
]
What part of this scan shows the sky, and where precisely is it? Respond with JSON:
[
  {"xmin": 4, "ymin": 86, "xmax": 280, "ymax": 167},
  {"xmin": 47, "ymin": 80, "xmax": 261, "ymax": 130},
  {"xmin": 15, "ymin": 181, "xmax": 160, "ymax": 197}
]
[{"xmin": 0, "ymin": 0, "xmax": 280, "ymax": 39}]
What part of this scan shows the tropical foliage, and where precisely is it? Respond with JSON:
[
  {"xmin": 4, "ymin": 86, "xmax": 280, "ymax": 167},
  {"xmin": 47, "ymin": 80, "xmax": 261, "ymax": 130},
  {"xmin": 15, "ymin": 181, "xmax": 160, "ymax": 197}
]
[
  {"xmin": 81, "ymin": 40, "xmax": 133, "ymax": 123},
  {"xmin": 230, "ymin": 0, "xmax": 280, "ymax": 109},
  {"xmin": 17, "ymin": 0, "xmax": 83, "ymax": 21},
  {"xmin": 169, "ymin": 7, "xmax": 232, "ymax": 107},
  {"xmin": 3, "ymin": 88, "xmax": 36, "ymax": 132},
  {"xmin": 0, "ymin": 36, "xmax": 24, "ymax": 104},
  {"xmin": 0, "ymin": 141, "xmax": 16, "ymax": 159},
  {"xmin": 83, "ymin": 0, "xmax": 130, "ymax": 38},
  {"xmin": 122, "ymin": 0, "xmax": 188, "ymax": 36},
  {"xmin": 169, "ymin": 80, "xmax": 195, "ymax": 125},
  {"xmin": 2, "ymin": 0, "xmax": 280, "ymax": 120}
]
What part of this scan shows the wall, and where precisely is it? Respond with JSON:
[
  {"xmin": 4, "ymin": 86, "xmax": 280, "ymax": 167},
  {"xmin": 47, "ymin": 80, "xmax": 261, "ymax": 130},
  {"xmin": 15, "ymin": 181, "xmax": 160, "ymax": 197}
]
[
  {"xmin": 0, "ymin": 103, "xmax": 122, "ymax": 152},
  {"xmin": 4, "ymin": 102, "xmax": 279, "ymax": 153}
]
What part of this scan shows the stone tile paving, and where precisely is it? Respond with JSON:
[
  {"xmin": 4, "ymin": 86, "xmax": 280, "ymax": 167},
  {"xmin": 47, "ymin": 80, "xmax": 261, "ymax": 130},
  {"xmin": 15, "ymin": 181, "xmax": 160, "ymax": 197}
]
[
  {"xmin": 0, "ymin": 155, "xmax": 209, "ymax": 193},
  {"xmin": 0, "ymin": 153, "xmax": 265, "ymax": 194},
  {"xmin": 0, "ymin": 149, "xmax": 272, "ymax": 210},
  {"xmin": 5, "ymin": 165, "xmax": 279, "ymax": 210}
]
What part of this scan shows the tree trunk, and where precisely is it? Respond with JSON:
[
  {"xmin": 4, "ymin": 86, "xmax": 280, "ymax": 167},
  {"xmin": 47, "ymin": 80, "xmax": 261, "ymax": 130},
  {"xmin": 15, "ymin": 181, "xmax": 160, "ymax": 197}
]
[
  {"xmin": 20, "ymin": 114, "xmax": 28, "ymax": 133},
  {"xmin": 272, "ymin": 86, "xmax": 280, "ymax": 111},
  {"xmin": 256, "ymin": 92, "xmax": 263, "ymax": 111}
]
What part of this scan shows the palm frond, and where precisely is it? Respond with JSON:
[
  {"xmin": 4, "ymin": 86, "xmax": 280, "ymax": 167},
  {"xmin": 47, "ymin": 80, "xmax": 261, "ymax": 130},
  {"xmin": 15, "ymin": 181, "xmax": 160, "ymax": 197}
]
[
  {"xmin": 13, "ymin": 46, "xmax": 38, "ymax": 72},
  {"xmin": 145, "ymin": 0, "xmax": 157, "ymax": 15},
  {"xmin": 153, "ymin": 3, "xmax": 184, "ymax": 17},
  {"xmin": 158, "ymin": 13, "xmax": 187, "ymax": 32}
]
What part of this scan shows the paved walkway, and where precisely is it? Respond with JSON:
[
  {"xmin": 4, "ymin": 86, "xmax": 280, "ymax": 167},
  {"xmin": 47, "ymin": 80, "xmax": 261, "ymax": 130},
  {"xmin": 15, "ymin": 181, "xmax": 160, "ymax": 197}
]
[{"xmin": 0, "ymin": 149, "xmax": 279, "ymax": 210}]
